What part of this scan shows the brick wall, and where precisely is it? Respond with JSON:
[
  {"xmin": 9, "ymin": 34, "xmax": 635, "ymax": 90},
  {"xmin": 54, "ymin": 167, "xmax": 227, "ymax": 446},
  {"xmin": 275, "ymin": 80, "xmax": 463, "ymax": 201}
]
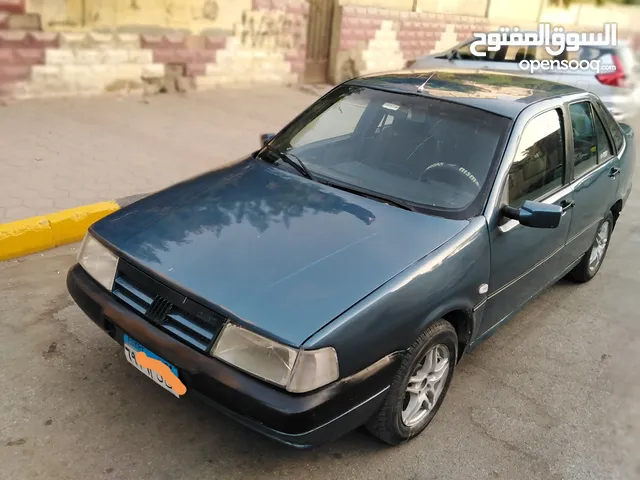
[
  {"xmin": 329, "ymin": 3, "xmax": 640, "ymax": 85},
  {"xmin": 1, "ymin": 0, "xmax": 308, "ymax": 99},
  {"xmin": 329, "ymin": 5, "xmax": 494, "ymax": 84}
]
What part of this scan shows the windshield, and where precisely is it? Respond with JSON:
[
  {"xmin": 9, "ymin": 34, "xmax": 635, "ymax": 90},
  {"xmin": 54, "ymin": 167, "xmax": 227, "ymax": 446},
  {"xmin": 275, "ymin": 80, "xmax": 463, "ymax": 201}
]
[{"xmin": 268, "ymin": 85, "xmax": 511, "ymax": 218}]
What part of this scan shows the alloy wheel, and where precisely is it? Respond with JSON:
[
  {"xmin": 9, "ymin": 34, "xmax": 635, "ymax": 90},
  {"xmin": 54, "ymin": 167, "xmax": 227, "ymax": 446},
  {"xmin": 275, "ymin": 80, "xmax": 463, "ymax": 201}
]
[
  {"xmin": 402, "ymin": 344, "xmax": 450, "ymax": 427},
  {"xmin": 588, "ymin": 221, "xmax": 610, "ymax": 274}
]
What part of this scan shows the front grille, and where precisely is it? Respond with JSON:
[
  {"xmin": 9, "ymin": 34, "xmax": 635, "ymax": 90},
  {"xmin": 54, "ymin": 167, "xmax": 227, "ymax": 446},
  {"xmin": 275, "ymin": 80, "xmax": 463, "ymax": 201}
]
[{"xmin": 111, "ymin": 261, "xmax": 225, "ymax": 352}]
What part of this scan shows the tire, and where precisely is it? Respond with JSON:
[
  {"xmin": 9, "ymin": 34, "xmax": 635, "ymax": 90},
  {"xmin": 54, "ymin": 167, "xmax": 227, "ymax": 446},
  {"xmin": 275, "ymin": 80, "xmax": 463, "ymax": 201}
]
[
  {"xmin": 567, "ymin": 211, "xmax": 614, "ymax": 283},
  {"xmin": 366, "ymin": 320, "xmax": 458, "ymax": 446}
]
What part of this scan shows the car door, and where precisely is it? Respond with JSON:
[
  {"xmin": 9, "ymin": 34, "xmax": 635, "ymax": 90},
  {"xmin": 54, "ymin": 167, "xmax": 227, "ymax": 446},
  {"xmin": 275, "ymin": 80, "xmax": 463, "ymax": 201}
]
[
  {"xmin": 479, "ymin": 107, "xmax": 574, "ymax": 337},
  {"xmin": 563, "ymin": 99, "xmax": 621, "ymax": 261}
]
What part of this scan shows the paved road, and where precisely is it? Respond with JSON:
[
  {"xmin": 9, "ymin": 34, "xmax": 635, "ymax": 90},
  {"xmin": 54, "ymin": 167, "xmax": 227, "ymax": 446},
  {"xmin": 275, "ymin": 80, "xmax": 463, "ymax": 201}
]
[
  {"xmin": 0, "ymin": 87, "xmax": 323, "ymax": 224},
  {"xmin": 1, "ymin": 120, "xmax": 639, "ymax": 480}
]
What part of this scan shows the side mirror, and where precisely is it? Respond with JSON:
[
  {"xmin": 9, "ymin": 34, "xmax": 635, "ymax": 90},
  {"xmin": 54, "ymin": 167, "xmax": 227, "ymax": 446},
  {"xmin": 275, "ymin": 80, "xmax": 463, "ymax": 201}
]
[
  {"xmin": 260, "ymin": 133, "xmax": 275, "ymax": 147},
  {"xmin": 501, "ymin": 200, "xmax": 562, "ymax": 229},
  {"xmin": 446, "ymin": 49, "xmax": 457, "ymax": 61}
]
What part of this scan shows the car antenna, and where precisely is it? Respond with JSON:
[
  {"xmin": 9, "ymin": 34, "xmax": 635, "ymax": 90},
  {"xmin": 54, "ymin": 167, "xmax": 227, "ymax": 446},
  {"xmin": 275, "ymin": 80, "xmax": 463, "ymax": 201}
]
[{"xmin": 417, "ymin": 71, "xmax": 437, "ymax": 93}]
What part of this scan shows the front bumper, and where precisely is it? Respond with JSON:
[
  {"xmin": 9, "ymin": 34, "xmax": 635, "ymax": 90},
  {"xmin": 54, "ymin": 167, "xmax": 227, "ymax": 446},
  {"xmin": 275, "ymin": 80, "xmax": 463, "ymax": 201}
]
[{"xmin": 67, "ymin": 264, "xmax": 399, "ymax": 448}]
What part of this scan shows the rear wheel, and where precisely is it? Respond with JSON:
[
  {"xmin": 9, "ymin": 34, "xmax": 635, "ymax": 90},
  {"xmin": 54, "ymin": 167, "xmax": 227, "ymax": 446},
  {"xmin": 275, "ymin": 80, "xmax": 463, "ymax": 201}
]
[
  {"xmin": 567, "ymin": 211, "xmax": 613, "ymax": 283},
  {"xmin": 366, "ymin": 320, "xmax": 458, "ymax": 445}
]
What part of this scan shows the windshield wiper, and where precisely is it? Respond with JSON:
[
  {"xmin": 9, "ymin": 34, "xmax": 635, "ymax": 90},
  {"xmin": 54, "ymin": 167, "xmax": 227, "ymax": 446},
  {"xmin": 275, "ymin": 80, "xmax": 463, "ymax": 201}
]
[
  {"xmin": 263, "ymin": 145, "xmax": 314, "ymax": 181},
  {"xmin": 321, "ymin": 180, "xmax": 417, "ymax": 212}
]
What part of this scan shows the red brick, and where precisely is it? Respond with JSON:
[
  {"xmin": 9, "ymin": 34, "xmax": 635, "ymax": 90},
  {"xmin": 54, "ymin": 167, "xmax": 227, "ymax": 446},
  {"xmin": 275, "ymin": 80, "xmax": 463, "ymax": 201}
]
[
  {"xmin": 0, "ymin": 47, "xmax": 12, "ymax": 63},
  {"xmin": 0, "ymin": 0, "xmax": 25, "ymax": 14},
  {"xmin": 360, "ymin": 28, "xmax": 378, "ymax": 40},
  {"xmin": 454, "ymin": 24, "xmax": 474, "ymax": 33},
  {"xmin": 271, "ymin": 0, "xmax": 287, "ymax": 12},
  {"xmin": 28, "ymin": 32, "xmax": 59, "ymax": 48},
  {"xmin": 358, "ymin": 17, "xmax": 377, "ymax": 28},
  {"xmin": 203, "ymin": 35, "xmax": 226, "ymax": 49},
  {"xmin": 0, "ymin": 30, "xmax": 26, "ymax": 47},
  {"xmin": 418, "ymin": 40, "xmax": 436, "ymax": 50},
  {"xmin": 141, "ymin": 33, "xmax": 187, "ymax": 49},
  {"xmin": 342, "ymin": 17, "xmax": 358, "ymax": 29},
  {"xmin": 342, "ymin": 6, "xmax": 358, "ymax": 17},
  {"xmin": 0, "ymin": 47, "xmax": 44, "ymax": 64},
  {"xmin": 194, "ymin": 49, "xmax": 217, "ymax": 63},
  {"xmin": 153, "ymin": 48, "xmax": 194, "ymax": 64},
  {"xmin": 252, "ymin": 0, "xmax": 273, "ymax": 10},
  {"xmin": 342, "ymin": 29, "xmax": 374, "ymax": 42},
  {"xmin": 365, "ymin": 7, "xmax": 381, "ymax": 18},
  {"xmin": 381, "ymin": 9, "xmax": 401, "ymax": 20},
  {"xmin": 397, "ymin": 30, "xmax": 417, "ymax": 41},
  {"xmin": 339, "ymin": 38, "xmax": 360, "ymax": 51},
  {"xmin": 14, "ymin": 47, "xmax": 44, "ymax": 64},
  {"xmin": 353, "ymin": 6, "xmax": 368, "ymax": 17},
  {"xmin": 0, "ymin": 65, "xmax": 30, "ymax": 82},
  {"xmin": 423, "ymin": 24, "xmax": 446, "ymax": 34},
  {"xmin": 285, "ymin": 1, "xmax": 305, "ymax": 16},
  {"xmin": 185, "ymin": 63, "xmax": 207, "ymax": 77},
  {"xmin": 0, "ymin": 31, "xmax": 59, "ymax": 48}
]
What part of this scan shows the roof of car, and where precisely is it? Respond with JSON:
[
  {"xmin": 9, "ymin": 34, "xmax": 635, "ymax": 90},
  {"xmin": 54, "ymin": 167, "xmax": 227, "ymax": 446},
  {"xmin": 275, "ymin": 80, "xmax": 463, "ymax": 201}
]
[{"xmin": 346, "ymin": 68, "xmax": 584, "ymax": 119}]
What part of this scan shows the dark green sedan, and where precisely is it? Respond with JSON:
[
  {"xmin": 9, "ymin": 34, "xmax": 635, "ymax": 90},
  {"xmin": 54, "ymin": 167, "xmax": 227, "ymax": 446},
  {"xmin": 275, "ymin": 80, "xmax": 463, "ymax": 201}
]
[{"xmin": 67, "ymin": 69, "xmax": 635, "ymax": 448}]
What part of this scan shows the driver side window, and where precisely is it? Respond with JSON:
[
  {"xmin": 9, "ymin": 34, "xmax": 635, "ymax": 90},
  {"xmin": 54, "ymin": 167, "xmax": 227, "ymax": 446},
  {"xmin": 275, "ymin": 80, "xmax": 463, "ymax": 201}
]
[{"xmin": 506, "ymin": 109, "xmax": 565, "ymax": 208}]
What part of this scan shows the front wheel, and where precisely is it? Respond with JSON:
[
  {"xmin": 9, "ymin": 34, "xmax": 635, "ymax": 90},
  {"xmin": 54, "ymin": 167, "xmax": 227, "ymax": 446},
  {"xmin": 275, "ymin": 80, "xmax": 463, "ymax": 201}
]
[
  {"xmin": 567, "ymin": 211, "xmax": 614, "ymax": 283},
  {"xmin": 366, "ymin": 320, "xmax": 458, "ymax": 446}
]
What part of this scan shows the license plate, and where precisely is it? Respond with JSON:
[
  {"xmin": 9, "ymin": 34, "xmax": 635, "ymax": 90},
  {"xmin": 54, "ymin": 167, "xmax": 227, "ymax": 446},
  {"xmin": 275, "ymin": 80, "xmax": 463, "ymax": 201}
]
[{"xmin": 123, "ymin": 334, "xmax": 182, "ymax": 398}]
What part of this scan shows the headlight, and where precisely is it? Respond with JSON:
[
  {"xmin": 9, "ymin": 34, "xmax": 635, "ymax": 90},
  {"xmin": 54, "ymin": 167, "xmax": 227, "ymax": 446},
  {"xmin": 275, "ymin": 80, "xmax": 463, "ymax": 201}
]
[
  {"xmin": 77, "ymin": 233, "xmax": 118, "ymax": 291},
  {"xmin": 211, "ymin": 323, "xmax": 339, "ymax": 393}
]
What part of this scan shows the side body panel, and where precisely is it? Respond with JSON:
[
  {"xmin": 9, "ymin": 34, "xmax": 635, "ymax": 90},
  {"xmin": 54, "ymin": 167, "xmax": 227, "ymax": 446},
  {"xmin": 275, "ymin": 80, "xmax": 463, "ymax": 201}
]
[
  {"xmin": 303, "ymin": 217, "xmax": 490, "ymax": 378},
  {"xmin": 475, "ymin": 96, "xmax": 588, "ymax": 343},
  {"xmin": 563, "ymin": 97, "xmax": 621, "ymax": 260}
]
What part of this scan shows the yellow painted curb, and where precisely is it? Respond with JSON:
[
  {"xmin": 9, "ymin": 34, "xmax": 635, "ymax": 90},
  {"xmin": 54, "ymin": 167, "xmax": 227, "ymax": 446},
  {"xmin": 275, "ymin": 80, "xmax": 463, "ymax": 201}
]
[{"xmin": 0, "ymin": 201, "xmax": 120, "ymax": 262}]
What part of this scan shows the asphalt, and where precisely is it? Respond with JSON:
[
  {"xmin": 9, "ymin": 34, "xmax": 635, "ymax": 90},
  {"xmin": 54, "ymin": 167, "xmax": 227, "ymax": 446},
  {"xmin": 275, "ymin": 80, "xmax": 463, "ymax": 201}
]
[{"xmin": 1, "ymin": 139, "xmax": 640, "ymax": 480}]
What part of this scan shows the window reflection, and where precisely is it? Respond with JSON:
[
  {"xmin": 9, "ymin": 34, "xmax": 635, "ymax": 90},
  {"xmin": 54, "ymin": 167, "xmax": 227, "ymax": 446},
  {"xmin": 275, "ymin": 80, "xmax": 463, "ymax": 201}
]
[
  {"xmin": 507, "ymin": 109, "xmax": 565, "ymax": 207},
  {"xmin": 569, "ymin": 102, "xmax": 598, "ymax": 178}
]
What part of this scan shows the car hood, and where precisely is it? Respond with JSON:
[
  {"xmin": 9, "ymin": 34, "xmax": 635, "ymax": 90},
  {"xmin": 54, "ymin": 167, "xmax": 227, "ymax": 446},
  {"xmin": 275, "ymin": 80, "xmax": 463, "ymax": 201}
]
[{"xmin": 92, "ymin": 158, "xmax": 468, "ymax": 346}]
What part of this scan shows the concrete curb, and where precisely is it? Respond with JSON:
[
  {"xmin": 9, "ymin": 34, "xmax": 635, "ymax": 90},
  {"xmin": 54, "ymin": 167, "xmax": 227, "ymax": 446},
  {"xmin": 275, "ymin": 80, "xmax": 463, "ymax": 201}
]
[{"xmin": 0, "ymin": 194, "xmax": 147, "ymax": 262}]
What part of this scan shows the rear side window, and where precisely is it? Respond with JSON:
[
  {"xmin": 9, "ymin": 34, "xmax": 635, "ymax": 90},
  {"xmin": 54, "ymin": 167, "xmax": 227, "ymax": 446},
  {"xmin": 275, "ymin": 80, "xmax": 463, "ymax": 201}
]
[
  {"xmin": 592, "ymin": 106, "xmax": 614, "ymax": 161},
  {"xmin": 569, "ymin": 102, "xmax": 598, "ymax": 178},
  {"xmin": 507, "ymin": 109, "xmax": 565, "ymax": 207},
  {"xmin": 596, "ymin": 101, "xmax": 625, "ymax": 152}
]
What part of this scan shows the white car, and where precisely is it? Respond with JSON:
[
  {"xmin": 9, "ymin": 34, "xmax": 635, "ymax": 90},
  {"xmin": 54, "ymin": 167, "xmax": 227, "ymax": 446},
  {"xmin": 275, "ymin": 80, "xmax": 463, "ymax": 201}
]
[{"xmin": 410, "ymin": 38, "xmax": 640, "ymax": 122}]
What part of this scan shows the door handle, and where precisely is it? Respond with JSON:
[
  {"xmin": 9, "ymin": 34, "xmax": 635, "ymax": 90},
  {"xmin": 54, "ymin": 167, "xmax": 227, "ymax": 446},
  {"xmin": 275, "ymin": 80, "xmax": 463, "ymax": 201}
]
[
  {"xmin": 608, "ymin": 167, "xmax": 621, "ymax": 178},
  {"xmin": 560, "ymin": 200, "xmax": 575, "ymax": 212}
]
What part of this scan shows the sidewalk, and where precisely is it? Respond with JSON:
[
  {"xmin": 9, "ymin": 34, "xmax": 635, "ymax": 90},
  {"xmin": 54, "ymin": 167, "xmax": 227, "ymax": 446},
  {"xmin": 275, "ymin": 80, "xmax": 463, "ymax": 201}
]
[{"xmin": 0, "ymin": 86, "xmax": 326, "ymax": 224}]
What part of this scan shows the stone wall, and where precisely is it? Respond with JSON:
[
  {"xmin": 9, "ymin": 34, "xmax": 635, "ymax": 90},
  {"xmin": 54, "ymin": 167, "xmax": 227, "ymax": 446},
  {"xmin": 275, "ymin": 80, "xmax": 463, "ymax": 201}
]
[{"xmin": 0, "ymin": 0, "xmax": 308, "ymax": 99}]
